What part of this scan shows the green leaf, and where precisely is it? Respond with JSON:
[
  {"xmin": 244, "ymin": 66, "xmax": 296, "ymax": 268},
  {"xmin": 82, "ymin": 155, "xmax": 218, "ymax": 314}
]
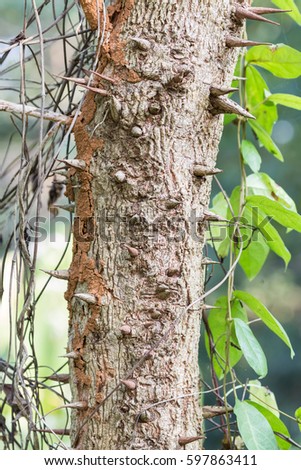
[
  {"xmin": 271, "ymin": 0, "xmax": 301, "ymax": 25},
  {"xmin": 234, "ymin": 400, "xmax": 278, "ymax": 450},
  {"xmin": 246, "ymin": 44, "xmax": 301, "ymax": 79},
  {"xmin": 268, "ymin": 93, "xmax": 301, "ymax": 110},
  {"xmin": 244, "ymin": 205, "xmax": 291, "ymax": 267},
  {"xmin": 224, "ymin": 114, "xmax": 236, "ymax": 125},
  {"xmin": 208, "ymin": 192, "xmax": 230, "ymax": 258},
  {"xmin": 241, "ymin": 140, "xmax": 262, "ymax": 173},
  {"xmin": 248, "ymin": 380, "xmax": 280, "ymax": 418},
  {"xmin": 249, "ymin": 120, "xmax": 283, "ymax": 161},
  {"xmin": 246, "ymin": 66, "xmax": 277, "ymax": 135},
  {"xmin": 238, "ymin": 232, "xmax": 270, "ymax": 280},
  {"xmin": 295, "ymin": 407, "xmax": 301, "ymax": 431},
  {"xmin": 234, "ymin": 318, "xmax": 268, "ymax": 378},
  {"xmin": 247, "ymin": 195, "xmax": 301, "ymax": 232},
  {"xmin": 234, "ymin": 291, "xmax": 294, "ymax": 358},
  {"xmin": 247, "ymin": 173, "xmax": 297, "ymax": 212},
  {"xmin": 247, "ymin": 401, "xmax": 291, "ymax": 450},
  {"xmin": 204, "ymin": 297, "xmax": 247, "ymax": 379}
]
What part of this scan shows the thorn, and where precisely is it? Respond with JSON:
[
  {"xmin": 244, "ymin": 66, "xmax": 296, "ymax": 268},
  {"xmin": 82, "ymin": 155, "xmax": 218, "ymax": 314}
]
[
  {"xmin": 51, "ymin": 169, "xmax": 69, "ymax": 177},
  {"xmin": 179, "ymin": 436, "xmax": 204, "ymax": 446},
  {"xmin": 52, "ymin": 204, "xmax": 75, "ymax": 213},
  {"xmin": 210, "ymin": 96, "xmax": 256, "ymax": 120},
  {"xmin": 60, "ymin": 351, "xmax": 80, "ymax": 359},
  {"xmin": 131, "ymin": 126, "xmax": 143, "ymax": 137},
  {"xmin": 202, "ymin": 257, "xmax": 220, "ymax": 266},
  {"xmin": 57, "ymin": 158, "xmax": 86, "ymax": 171},
  {"xmin": 120, "ymin": 325, "xmax": 132, "ymax": 335},
  {"xmin": 209, "ymin": 85, "xmax": 239, "ymax": 96},
  {"xmin": 66, "ymin": 401, "xmax": 88, "ymax": 410},
  {"xmin": 73, "ymin": 293, "xmax": 97, "ymax": 305},
  {"xmin": 165, "ymin": 199, "xmax": 181, "ymax": 209},
  {"xmin": 56, "ymin": 75, "xmax": 88, "ymax": 85},
  {"xmin": 114, "ymin": 170, "xmax": 127, "ymax": 183},
  {"xmin": 130, "ymin": 36, "xmax": 151, "ymax": 51},
  {"xmin": 46, "ymin": 373, "xmax": 70, "ymax": 383},
  {"xmin": 82, "ymin": 68, "xmax": 117, "ymax": 84},
  {"xmin": 34, "ymin": 428, "xmax": 70, "ymax": 435},
  {"xmin": 121, "ymin": 379, "xmax": 137, "ymax": 390},
  {"xmin": 202, "ymin": 405, "xmax": 233, "ymax": 419},
  {"xmin": 250, "ymin": 7, "xmax": 292, "ymax": 15},
  {"xmin": 40, "ymin": 269, "xmax": 69, "ymax": 280},
  {"xmin": 226, "ymin": 36, "xmax": 272, "ymax": 48},
  {"xmin": 124, "ymin": 244, "xmax": 139, "ymax": 257},
  {"xmin": 235, "ymin": 5, "xmax": 280, "ymax": 25},
  {"xmin": 193, "ymin": 165, "xmax": 223, "ymax": 177},
  {"xmin": 79, "ymin": 83, "xmax": 110, "ymax": 96},
  {"xmin": 203, "ymin": 209, "xmax": 227, "ymax": 222},
  {"xmin": 202, "ymin": 304, "xmax": 220, "ymax": 310},
  {"xmin": 232, "ymin": 76, "xmax": 247, "ymax": 81}
]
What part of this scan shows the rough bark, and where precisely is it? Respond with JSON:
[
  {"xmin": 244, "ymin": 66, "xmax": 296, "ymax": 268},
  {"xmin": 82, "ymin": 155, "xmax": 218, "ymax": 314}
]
[{"xmin": 66, "ymin": 0, "xmax": 242, "ymax": 450}]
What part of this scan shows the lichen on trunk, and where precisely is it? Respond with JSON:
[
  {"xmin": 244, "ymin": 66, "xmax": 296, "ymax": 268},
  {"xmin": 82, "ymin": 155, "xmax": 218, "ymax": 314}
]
[{"xmin": 66, "ymin": 0, "xmax": 242, "ymax": 450}]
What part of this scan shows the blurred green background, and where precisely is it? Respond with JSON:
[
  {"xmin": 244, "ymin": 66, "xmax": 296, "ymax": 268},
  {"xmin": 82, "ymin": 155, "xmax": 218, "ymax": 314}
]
[{"xmin": 0, "ymin": 0, "xmax": 301, "ymax": 450}]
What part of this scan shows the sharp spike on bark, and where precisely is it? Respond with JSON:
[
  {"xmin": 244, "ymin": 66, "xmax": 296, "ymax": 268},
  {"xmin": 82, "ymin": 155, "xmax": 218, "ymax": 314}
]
[
  {"xmin": 73, "ymin": 293, "xmax": 97, "ymax": 305},
  {"xmin": 232, "ymin": 76, "xmax": 247, "ymax": 81},
  {"xmin": 250, "ymin": 7, "xmax": 292, "ymax": 15},
  {"xmin": 46, "ymin": 373, "xmax": 70, "ymax": 383},
  {"xmin": 56, "ymin": 75, "xmax": 88, "ymax": 85},
  {"xmin": 202, "ymin": 405, "xmax": 233, "ymax": 419},
  {"xmin": 193, "ymin": 165, "xmax": 223, "ymax": 177},
  {"xmin": 209, "ymin": 85, "xmax": 239, "ymax": 97},
  {"xmin": 79, "ymin": 83, "xmax": 110, "ymax": 96},
  {"xmin": 130, "ymin": 36, "xmax": 151, "ymax": 51},
  {"xmin": 123, "ymin": 244, "xmax": 139, "ymax": 257},
  {"xmin": 82, "ymin": 68, "xmax": 116, "ymax": 84},
  {"xmin": 57, "ymin": 158, "xmax": 86, "ymax": 171},
  {"xmin": 226, "ymin": 36, "xmax": 272, "ymax": 48},
  {"xmin": 40, "ymin": 269, "xmax": 69, "ymax": 280},
  {"xmin": 203, "ymin": 209, "xmax": 227, "ymax": 222},
  {"xmin": 210, "ymin": 96, "xmax": 256, "ymax": 120},
  {"xmin": 235, "ymin": 5, "xmax": 280, "ymax": 25},
  {"xmin": 60, "ymin": 351, "xmax": 80, "ymax": 359},
  {"xmin": 120, "ymin": 325, "xmax": 132, "ymax": 335},
  {"xmin": 202, "ymin": 257, "xmax": 220, "ymax": 266},
  {"xmin": 202, "ymin": 304, "xmax": 219, "ymax": 310},
  {"xmin": 121, "ymin": 379, "xmax": 137, "ymax": 390},
  {"xmin": 52, "ymin": 204, "xmax": 75, "ymax": 213},
  {"xmin": 178, "ymin": 436, "xmax": 204, "ymax": 446},
  {"xmin": 66, "ymin": 401, "xmax": 88, "ymax": 410}
]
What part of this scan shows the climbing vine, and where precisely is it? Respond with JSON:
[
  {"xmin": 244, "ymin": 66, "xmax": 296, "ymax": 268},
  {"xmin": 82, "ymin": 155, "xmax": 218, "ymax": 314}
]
[{"xmin": 203, "ymin": 0, "xmax": 301, "ymax": 450}]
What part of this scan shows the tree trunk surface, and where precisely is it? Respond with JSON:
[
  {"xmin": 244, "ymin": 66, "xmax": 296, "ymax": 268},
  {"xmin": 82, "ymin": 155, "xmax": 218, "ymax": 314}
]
[{"xmin": 66, "ymin": 0, "xmax": 241, "ymax": 450}]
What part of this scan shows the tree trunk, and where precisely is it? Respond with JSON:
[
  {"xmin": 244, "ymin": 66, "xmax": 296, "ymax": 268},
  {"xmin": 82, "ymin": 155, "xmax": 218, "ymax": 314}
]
[{"xmin": 65, "ymin": 0, "xmax": 242, "ymax": 450}]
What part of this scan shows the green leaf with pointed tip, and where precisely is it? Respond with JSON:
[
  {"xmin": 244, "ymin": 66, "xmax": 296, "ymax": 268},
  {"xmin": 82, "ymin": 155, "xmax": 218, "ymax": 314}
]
[
  {"xmin": 234, "ymin": 291, "xmax": 294, "ymax": 358},
  {"xmin": 246, "ymin": 66, "xmax": 277, "ymax": 135},
  {"xmin": 249, "ymin": 120, "xmax": 283, "ymax": 161},
  {"xmin": 204, "ymin": 297, "xmax": 247, "ymax": 379},
  {"xmin": 241, "ymin": 140, "xmax": 262, "ymax": 173},
  {"xmin": 246, "ymin": 44, "xmax": 301, "ymax": 79},
  {"xmin": 208, "ymin": 192, "xmax": 230, "ymax": 258},
  {"xmin": 239, "ymin": 232, "xmax": 270, "ymax": 280},
  {"xmin": 268, "ymin": 93, "xmax": 301, "ymax": 110},
  {"xmin": 234, "ymin": 318, "xmax": 268, "ymax": 378},
  {"xmin": 271, "ymin": 0, "xmax": 301, "ymax": 25},
  {"xmin": 247, "ymin": 173, "xmax": 297, "ymax": 212},
  {"xmin": 248, "ymin": 380, "xmax": 280, "ymax": 418},
  {"xmin": 247, "ymin": 401, "xmax": 291, "ymax": 450},
  {"xmin": 234, "ymin": 400, "xmax": 278, "ymax": 450},
  {"xmin": 244, "ymin": 205, "xmax": 291, "ymax": 267},
  {"xmin": 247, "ymin": 195, "xmax": 301, "ymax": 232},
  {"xmin": 295, "ymin": 407, "xmax": 301, "ymax": 431}
]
